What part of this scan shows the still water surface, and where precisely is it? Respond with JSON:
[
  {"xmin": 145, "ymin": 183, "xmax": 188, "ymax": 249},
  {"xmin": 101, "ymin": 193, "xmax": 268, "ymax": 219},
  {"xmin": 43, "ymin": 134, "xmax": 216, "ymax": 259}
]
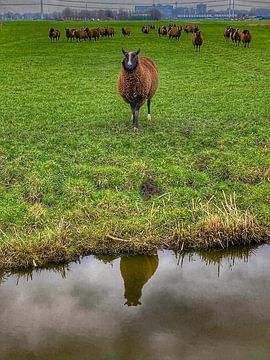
[{"xmin": 1, "ymin": 245, "xmax": 270, "ymax": 360}]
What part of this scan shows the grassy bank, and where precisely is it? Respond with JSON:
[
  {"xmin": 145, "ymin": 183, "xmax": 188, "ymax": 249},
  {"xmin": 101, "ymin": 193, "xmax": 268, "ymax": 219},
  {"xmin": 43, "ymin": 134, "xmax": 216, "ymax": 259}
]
[{"xmin": 0, "ymin": 20, "xmax": 269, "ymax": 269}]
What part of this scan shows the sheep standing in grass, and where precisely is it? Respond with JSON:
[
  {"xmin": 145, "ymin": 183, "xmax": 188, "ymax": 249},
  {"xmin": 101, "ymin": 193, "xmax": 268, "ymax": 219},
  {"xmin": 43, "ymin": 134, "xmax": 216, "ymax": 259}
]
[
  {"xmin": 168, "ymin": 25, "xmax": 182, "ymax": 40},
  {"xmin": 241, "ymin": 29, "xmax": 252, "ymax": 47},
  {"xmin": 232, "ymin": 29, "xmax": 241, "ymax": 46},
  {"xmin": 224, "ymin": 26, "xmax": 231, "ymax": 41},
  {"xmin": 122, "ymin": 27, "xmax": 131, "ymax": 37},
  {"xmin": 49, "ymin": 28, "xmax": 60, "ymax": 42},
  {"xmin": 118, "ymin": 49, "xmax": 159, "ymax": 131},
  {"xmin": 192, "ymin": 30, "xmax": 203, "ymax": 51}
]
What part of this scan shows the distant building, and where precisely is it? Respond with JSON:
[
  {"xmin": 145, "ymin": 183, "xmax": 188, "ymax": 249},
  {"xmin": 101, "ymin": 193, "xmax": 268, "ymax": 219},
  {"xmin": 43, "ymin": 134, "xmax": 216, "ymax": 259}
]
[
  {"xmin": 196, "ymin": 3, "xmax": 207, "ymax": 14},
  {"xmin": 135, "ymin": 4, "xmax": 174, "ymax": 19}
]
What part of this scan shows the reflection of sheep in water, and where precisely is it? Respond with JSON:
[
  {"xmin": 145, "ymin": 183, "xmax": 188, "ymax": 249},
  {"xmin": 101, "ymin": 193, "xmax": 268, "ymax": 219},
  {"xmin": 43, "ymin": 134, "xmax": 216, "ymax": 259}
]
[{"xmin": 120, "ymin": 254, "xmax": 159, "ymax": 306}]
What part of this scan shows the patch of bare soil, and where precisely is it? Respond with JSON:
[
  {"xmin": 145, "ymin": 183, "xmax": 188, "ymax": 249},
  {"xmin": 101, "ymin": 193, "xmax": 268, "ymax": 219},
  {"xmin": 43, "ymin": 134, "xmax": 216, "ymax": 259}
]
[{"xmin": 140, "ymin": 176, "xmax": 163, "ymax": 200}]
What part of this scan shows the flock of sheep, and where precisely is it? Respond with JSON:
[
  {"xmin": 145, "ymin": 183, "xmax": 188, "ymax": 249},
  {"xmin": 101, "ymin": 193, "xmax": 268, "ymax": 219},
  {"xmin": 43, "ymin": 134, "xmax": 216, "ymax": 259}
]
[
  {"xmin": 49, "ymin": 24, "xmax": 251, "ymax": 50},
  {"xmin": 48, "ymin": 23, "xmax": 253, "ymax": 132},
  {"xmin": 224, "ymin": 26, "xmax": 252, "ymax": 47},
  {"xmin": 48, "ymin": 23, "xmax": 204, "ymax": 51}
]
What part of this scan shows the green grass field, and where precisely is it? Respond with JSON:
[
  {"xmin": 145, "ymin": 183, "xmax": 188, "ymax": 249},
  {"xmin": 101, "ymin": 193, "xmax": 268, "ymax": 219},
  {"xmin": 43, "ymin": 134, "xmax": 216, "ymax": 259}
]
[{"xmin": 0, "ymin": 20, "xmax": 269, "ymax": 268}]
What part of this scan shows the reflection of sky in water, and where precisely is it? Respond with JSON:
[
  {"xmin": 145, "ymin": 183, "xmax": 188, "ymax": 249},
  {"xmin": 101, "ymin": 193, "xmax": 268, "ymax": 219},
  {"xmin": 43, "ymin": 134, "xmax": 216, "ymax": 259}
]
[{"xmin": 0, "ymin": 246, "xmax": 270, "ymax": 360}]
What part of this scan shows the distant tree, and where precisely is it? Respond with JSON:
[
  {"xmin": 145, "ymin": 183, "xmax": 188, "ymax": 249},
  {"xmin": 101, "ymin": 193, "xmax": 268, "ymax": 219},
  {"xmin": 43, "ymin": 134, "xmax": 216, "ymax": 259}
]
[
  {"xmin": 149, "ymin": 9, "xmax": 161, "ymax": 20},
  {"xmin": 62, "ymin": 7, "xmax": 73, "ymax": 20}
]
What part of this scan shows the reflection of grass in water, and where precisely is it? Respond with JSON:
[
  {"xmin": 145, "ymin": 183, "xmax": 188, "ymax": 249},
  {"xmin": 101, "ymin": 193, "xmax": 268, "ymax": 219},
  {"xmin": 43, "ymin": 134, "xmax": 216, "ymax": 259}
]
[
  {"xmin": 0, "ymin": 263, "xmax": 70, "ymax": 286},
  {"xmin": 176, "ymin": 244, "xmax": 259, "ymax": 275},
  {"xmin": 94, "ymin": 254, "xmax": 120, "ymax": 265}
]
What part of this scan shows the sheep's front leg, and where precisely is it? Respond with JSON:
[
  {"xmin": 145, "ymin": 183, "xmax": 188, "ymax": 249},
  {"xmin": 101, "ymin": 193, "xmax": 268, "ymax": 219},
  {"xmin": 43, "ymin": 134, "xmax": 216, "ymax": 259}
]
[{"xmin": 133, "ymin": 109, "xmax": 139, "ymax": 132}]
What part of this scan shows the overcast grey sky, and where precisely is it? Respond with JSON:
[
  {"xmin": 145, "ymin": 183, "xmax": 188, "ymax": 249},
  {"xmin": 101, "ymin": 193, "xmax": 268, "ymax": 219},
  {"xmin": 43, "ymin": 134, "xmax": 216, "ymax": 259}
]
[{"xmin": 0, "ymin": 0, "xmax": 268, "ymax": 13}]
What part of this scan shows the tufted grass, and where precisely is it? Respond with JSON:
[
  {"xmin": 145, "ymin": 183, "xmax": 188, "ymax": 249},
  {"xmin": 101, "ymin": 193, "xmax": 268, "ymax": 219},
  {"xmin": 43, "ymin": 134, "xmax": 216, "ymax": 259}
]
[{"xmin": 0, "ymin": 20, "xmax": 269, "ymax": 269}]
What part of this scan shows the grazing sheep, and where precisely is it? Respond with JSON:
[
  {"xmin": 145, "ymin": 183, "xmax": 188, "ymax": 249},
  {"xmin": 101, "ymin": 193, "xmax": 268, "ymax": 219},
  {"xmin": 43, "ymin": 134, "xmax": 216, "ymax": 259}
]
[
  {"xmin": 122, "ymin": 27, "xmax": 131, "ymax": 36},
  {"xmin": 192, "ymin": 30, "xmax": 203, "ymax": 51},
  {"xmin": 230, "ymin": 28, "xmax": 236, "ymax": 41},
  {"xmin": 168, "ymin": 25, "xmax": 182, "ymax": 40},
  {"xmin": 241, "ymin": 29, "xmax": 252, "ymax": 47},
  {"xmin": 141, "ymin": 25, "xmax": 150, "ymax": 34},
  {"xmin": 118, "ymin": 49, "xmax": 159, "ymax": 131},
  {"xmin": 224, "ymin": 26, "xmax": 231, "ymax": 41},
  {"xmin": 85, "ymin": 28, "xmax": 98, "ymax": 41},
  {"xmin": 184, "ymin": 25, "xmax": 194, "ymax": 34},
  {"xmin": 49, "ymin": 28, "xmax": 60, "ymax": 42},
  {"xmin": 106, "ymin": 27, "xmax": 115, "ymax": 37},
  {"xmin": 232, "ymin": 29, "xmax": 241, "ymax": 46},
  {"xmin": 158, "ymin": 26, "xmax": 167, "ymax": 36},
  {"xmin": 185, "ymin": 25, "xmax": 199, "ymax": 34},
  {"xmin": 74, "ymin": 29, "xmax": 88, "ymax": 42},
  {"xmin": 65, "ymin": 28, "xmax": 76, "ymax": 42},
  {"xmin": 99, "ymin": 28, "xmax": 106, "ymax": 37}
]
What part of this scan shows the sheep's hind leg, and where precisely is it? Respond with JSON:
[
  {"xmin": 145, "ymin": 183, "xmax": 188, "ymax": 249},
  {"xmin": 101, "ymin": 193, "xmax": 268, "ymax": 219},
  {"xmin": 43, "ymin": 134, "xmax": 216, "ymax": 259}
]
[{"xmin": 147, "ymin": 98, "xmax": 152, "ymax": 122}]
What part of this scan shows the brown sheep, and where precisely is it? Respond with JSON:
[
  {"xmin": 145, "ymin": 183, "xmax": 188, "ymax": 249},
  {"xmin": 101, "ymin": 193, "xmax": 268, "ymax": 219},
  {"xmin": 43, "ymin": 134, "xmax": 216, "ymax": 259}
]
[
  {"xmin": 230, "ymin": 28, "xmax": 236, "ymax": 40},
  {"xmin": 85, "ymin": 28, "xmax": 99, "ymax": 41},
  {"xmin": 241, "ymin": 29, "xmax": 252, "ymax": 47},
  {"xmin": 75, "ymin": 29, "xmax": 87, "ymax": 42},
  {"xmin": 168, "ymin": 25, "xmax": 182, "ymax": 40},
  {"xmin": 106, "ymin": 27, "xmax": 115, "ymax": 37},
  {"xmin": 184, "ymin": 25, "xmax": 194, "ymax": 34},
  {"xmin": 232, "ymin": 29, "xmax": 241, "ymax": 46},
  {"xmin": 118, "ymin": 49, "xmax": 159, "ymax": 131},
  {"xmin": 122, "ymin": 27, "xmax": 131, "ymax": 37},
  {"xmin": 99, "ymin": 28, "xmax": 106, "ymax": 37},
  {"xmin": 192, "ymin": 30, "xmax": 203, "ymax": 51},
  {"xmin": 141, "ymin": 25, "xmax": 150, "ymax": 34},
  {"xmin": 65, "ymin": 28, "xmax": 76, "ymax": 41},
  {"xmin": 224, "ymin": 26, "xmax": 231, "ymax": 41},
  {"xmin": 49, "ymin": 28, "xmax": 60, "ymax": 42},
  {"xmin": 158, "ymin": 26, "xmax": 167, "ymax": 36}
]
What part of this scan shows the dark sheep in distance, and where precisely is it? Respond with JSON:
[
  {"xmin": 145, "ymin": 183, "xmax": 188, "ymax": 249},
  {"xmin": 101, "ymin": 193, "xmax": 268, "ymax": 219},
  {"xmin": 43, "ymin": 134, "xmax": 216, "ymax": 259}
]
[
  {"xmin": 118, "ymin": 49, "xmax": 159, "ymax": 131},
  {"xmin": 241, "ymin": 29, "xmax": 252, "ymax": 47},
  {"xmin": 192, "ymin": 30, "xmax": 203, "ymax": 51},
  {"xmin": 122, "ymin": 27, "xmax": 131, "ymax": 36},
  {"xmin": 168, "ymin": 25, "xmax": 182, "ymax": 40},
  {"xmin": 232, "ymin": 29, "xmax": 241, "ymax": 46},
  {"xmin": 224, "ymin": 26, "xmax": 231, "ymax": 41},
  {"xmin": 141, "ymin": 25, "xmax": 150, "ymax": 34},
  {"xmin": 184, "ymin": 25, "xmax": 194, "ymax": 34},
  {"xmin": 49, "ymin": 28, "xmax": 60, "ymax": 42},
  {"xmin": 158, "ymin": 26, "xmax": 167, "ymax": 36},
  {"xmin": 230, "ymin": 28, "xmax": 236, "ymax": 41},
  {"xmin": 85, "ymin": 28, "xmax": 99, "ymax": 41},
  {"xmin": 65, "ymin": 28, "xmax": 76, "ymax": 41},
  {"xmin": 106, "ymin": 27, "xmax": 115, "ymax": 37},
  {"xmin": 75, "ymin": 28, "xmax": 88, "ymax": 42},
  {"xmin": 99, "ymin": 28, "xmax": 106, "ymax": 37}
]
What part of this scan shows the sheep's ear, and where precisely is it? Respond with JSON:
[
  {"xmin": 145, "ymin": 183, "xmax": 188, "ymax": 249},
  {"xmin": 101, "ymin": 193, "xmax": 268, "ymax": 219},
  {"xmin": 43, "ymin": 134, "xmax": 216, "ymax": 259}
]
[
  {"xmin": 135, "ymin": 48, "xmax": 141, "ymax": 55},
  {"xmin": 122, "ymin": 48, "xmax": 127, "ymax": 55}
]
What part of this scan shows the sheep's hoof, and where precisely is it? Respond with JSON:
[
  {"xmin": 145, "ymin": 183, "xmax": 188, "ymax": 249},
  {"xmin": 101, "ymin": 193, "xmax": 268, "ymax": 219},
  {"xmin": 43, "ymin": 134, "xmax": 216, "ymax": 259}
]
[
  {"xmin": 147, "ymin": 114, "xmax": 152, "ymax": 122},
  {"xmin": 133, "ymin": 127, "xmax": 139, "ymax": 133}
]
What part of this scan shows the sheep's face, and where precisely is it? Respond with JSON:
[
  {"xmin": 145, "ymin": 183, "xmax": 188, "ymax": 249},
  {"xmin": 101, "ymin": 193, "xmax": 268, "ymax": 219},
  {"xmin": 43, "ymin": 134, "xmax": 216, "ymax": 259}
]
[{"xmin": 122, "ymin": 49, "xmax": 140, "ymax": 72}]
